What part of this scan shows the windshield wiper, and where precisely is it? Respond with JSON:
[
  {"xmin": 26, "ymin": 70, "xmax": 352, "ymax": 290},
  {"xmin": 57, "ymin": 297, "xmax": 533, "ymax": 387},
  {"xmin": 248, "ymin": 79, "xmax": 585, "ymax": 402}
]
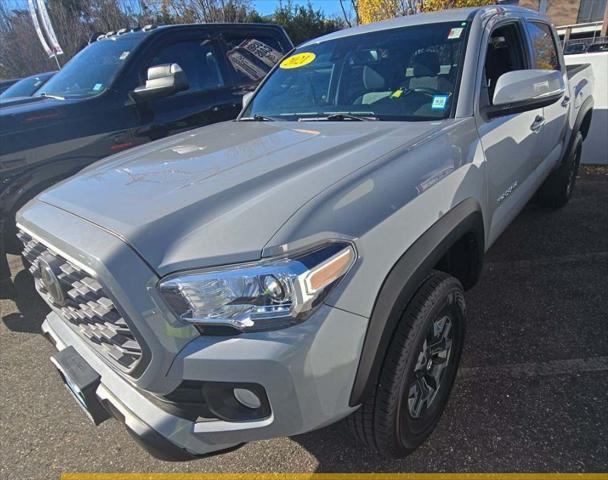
[
  {"xmin": 299, "ymin": 113, "xmax": 378, "ymax": 122},
  {"xmin": 38, "ymin": 92, "xmax": 65, "ymax": 100},
  {"xmin": 239, "ymin": 114, "xmax": 275, "ymax": 122}
]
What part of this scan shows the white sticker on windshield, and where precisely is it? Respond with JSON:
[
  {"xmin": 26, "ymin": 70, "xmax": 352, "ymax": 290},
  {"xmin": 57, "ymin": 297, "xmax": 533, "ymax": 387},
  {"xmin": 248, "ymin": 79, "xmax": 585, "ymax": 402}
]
[
  {"xmin": 119, "ymin": 51, "xmax": 130, "ymax": 60},
  {"xmin": 448, "ymin": 27, "xmax": 463, "ymax": 40},
  {"xmin": 93, "ymin": 83, "xmax": 103, "ymax": 91}
]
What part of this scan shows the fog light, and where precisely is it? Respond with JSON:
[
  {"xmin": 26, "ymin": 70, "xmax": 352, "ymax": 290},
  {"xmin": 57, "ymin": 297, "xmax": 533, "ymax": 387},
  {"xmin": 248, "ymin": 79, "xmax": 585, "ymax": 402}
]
[{"xmin": 233, "ymin": 388, "xmax": 262, "ymax": 409}]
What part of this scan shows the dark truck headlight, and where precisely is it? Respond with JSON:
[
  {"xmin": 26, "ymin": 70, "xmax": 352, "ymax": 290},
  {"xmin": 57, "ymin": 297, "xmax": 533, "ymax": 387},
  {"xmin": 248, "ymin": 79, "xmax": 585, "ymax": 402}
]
[{"xmin": 159, "ymin": 243, "xmax": 356, "ymax": 333}]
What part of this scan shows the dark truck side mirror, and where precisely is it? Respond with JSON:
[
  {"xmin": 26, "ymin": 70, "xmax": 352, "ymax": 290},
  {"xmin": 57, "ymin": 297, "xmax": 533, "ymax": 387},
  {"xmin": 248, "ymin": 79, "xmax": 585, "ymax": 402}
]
[{"xmin": 132, "ymin": 63, "xmax": 189, "ymax": 102}]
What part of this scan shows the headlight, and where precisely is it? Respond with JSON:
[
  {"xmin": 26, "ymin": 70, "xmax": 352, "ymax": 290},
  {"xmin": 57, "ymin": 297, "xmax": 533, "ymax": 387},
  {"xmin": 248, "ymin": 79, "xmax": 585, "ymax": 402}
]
[{"xmin": 159, "ymin": 243, "xmax": 356, "ymax": 333}]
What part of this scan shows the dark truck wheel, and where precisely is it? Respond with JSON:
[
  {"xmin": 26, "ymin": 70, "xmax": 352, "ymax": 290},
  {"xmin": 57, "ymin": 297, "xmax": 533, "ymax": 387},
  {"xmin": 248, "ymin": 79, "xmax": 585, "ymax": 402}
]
[
  {"xmin": 2, "ymin": 214, "xmax": 21, "ymax": 255},
  {"xmin": 537, "ymin": 132, "xmax": 583, "ymax": 208},
  {"xmin": 347, "ymin": 271, "xmax": 465, "ymax": 457}
]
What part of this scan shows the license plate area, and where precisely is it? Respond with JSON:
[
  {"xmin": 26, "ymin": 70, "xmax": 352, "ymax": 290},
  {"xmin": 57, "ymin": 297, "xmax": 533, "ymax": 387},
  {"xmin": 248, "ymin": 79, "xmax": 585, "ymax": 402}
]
[{"xmin": 51, "ymin": 346, "xmax": 110, "ymax": 425}]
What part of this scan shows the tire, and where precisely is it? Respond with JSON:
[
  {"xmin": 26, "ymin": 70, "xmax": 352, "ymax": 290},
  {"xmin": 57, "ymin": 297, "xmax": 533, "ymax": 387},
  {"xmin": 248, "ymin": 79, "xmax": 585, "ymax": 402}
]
[
  {"xmin": 347, "ymin": 271, "xmax": 466, "ymax": 457},
  {"xmin": 537, "ymin": 132, "xmax": 583, "ymax": 208},
  {"xmin": 2, "ymin": 212, "xmax": 21, "ymax": 255},
  {"xmin": 0, "ymin": 217, "xmax": 15, "ymax": 295}
]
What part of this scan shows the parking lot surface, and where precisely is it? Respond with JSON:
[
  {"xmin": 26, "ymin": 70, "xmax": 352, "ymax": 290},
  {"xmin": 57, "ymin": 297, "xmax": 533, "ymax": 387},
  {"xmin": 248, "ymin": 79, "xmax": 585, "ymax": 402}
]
[{"xmin": 1, "ymin": 170, "xmax": 607, "ymax": 479}]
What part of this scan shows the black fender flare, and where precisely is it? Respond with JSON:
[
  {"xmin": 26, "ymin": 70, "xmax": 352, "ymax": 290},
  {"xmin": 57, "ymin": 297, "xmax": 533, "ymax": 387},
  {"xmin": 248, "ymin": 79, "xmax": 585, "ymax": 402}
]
[
  {"xmin": 561, "ymin": 95, "xmax": 593, "ymax": 167},
  {"xmin": 349, "ymin": 197, "xmax": 485, "ymax": 406}
]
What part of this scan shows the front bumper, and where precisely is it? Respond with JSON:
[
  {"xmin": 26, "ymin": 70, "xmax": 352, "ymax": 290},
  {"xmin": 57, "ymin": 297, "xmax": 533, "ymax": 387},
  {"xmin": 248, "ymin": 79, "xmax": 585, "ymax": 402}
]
[
  {"xmin": 43, "ymin": 299, "xmax": 367, "ymax": 459},
  {"xmin": 21, "ymin": 199, "xmax": 369, "ymax": 459},
  {"xmin": 43, "ymin": 313, "xmax": 231, "ymax": 460}
]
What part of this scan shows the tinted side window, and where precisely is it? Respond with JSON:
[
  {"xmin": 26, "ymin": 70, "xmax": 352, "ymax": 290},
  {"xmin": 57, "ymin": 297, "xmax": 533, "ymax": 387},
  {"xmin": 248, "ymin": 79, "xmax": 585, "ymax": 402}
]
[
  {"xmin": 588, "ymin": 42, "xmax": 608, "ymax": 53},
  {"xmin": 577, "ymin": 0, "xmax": 608, "ymax": 22},
  {"xmin": 149, "ymin": 41, "xmax": 224, "ymax": 91},
  {"xmin": 527, "ymin": 22, "xmax": 560, "ymax": 70},
  {"xmin": 223, "ymin": 34, "xmax": 286, "ymax": 84}
]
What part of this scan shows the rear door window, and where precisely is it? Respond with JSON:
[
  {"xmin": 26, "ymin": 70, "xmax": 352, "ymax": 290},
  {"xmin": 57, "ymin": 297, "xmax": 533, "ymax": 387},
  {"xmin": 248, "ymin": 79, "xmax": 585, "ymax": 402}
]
[
  {"xmin": 526, "ymin": 22, "xmax": 561, "ymax": 70},
  {"xmin": 222, "ymin": 33, "xmax": 288, "ymax": 84}
]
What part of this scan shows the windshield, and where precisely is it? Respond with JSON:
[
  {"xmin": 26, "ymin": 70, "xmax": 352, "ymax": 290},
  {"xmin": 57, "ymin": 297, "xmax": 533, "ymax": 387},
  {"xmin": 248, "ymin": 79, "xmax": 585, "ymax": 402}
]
[
  {"xmin": 0, "ymin": 73, "xmax": 53, "ymax": 99},
  {"xmin": 243, "ymin": 21, "xmax": 469, "ymax": 122},
  {"xmin": 37, "ymin": 35, "xmax": 142, "ymax": 99}
]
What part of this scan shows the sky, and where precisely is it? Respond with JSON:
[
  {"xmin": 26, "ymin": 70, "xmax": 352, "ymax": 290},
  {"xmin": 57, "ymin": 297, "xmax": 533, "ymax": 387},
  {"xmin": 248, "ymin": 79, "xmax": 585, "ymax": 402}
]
[
  {"xmin": 6, "ymin": 0, "xmax": 353, "ymax": 21},
  {"xmin": 252, "ymin": 0, "xmax": 349, "ymax": 18}
]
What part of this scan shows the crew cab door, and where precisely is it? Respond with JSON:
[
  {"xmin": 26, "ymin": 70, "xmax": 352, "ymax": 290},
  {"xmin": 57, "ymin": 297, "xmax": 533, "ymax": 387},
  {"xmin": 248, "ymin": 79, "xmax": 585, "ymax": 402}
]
[
  {"xmin": 524, "ymin": 20, "xmax": 569, "ymax": 176},
  {"xmin": 131, "ymin": 36, "xmax": 241, "ymax": 143},
  {"xmin": 475, "ymin": 20, "xmax": 543, "ymax": 246}
]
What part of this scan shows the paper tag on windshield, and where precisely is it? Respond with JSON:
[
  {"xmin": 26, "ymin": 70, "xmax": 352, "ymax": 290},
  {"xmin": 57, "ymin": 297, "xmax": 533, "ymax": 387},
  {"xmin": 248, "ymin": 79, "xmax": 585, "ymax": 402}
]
[
  {"xmin": 119, "ymin": 51, "xmax": 130, "ymax": 60},
  {"xmin": 448, "ymin": 27, "xmax": 463, "ymax": 39},
  {"xmin": 432, "ymin": 95, "xmax": 448, "ymax": 110},
  {"xmin": 92, "ymin": 83, "xmax": 103, "ymax": 91}
]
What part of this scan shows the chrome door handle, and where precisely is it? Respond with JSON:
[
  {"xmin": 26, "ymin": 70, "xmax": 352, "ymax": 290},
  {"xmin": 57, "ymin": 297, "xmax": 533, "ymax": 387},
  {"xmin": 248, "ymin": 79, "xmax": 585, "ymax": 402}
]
[
  {"xmin": 561, "ymin": 95, "xmax": 570, "ymax": 107},
  {"xmin": 530, "ymin": 115, "xmax": 545, "ymax": 132}
]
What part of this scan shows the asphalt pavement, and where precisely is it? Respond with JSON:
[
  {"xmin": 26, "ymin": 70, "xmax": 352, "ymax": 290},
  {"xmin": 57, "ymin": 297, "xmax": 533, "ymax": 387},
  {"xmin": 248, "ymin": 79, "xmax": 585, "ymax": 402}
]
[{"xmin": 1, "ymin": 169, "xmax": 607, "ymax": 479}]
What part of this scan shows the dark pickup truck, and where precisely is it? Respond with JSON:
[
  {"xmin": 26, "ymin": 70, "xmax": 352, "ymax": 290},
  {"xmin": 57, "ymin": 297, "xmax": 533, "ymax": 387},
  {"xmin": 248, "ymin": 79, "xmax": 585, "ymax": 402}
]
[{"xmin": 0, "ymin": 23, "xmax": 292, "ymax": 287}]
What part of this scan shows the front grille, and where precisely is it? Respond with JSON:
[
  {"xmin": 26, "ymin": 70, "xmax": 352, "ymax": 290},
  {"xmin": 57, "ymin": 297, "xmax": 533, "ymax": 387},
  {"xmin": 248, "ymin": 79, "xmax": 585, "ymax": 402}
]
[{"xmin": 18, "ymin": 229, "xmax": 143, "ymax": 371}]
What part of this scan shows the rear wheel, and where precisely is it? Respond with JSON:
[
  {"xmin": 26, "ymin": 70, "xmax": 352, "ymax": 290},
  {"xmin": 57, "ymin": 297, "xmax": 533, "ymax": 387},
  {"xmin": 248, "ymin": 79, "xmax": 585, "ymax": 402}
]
[
  {"xmin": 537, "ymin": 132, "xmax": 583, "ymax": 208},
  {"xmin": 347, "ymin": 271, "xmax": 465, "ymax": 457}
]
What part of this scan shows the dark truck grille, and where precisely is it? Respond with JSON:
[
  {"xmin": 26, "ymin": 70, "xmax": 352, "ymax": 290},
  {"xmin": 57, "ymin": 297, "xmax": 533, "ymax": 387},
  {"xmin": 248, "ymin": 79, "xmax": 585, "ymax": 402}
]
[{"xmin": 18, "ymin": 229, "xmax": 143, "ymax": 371}]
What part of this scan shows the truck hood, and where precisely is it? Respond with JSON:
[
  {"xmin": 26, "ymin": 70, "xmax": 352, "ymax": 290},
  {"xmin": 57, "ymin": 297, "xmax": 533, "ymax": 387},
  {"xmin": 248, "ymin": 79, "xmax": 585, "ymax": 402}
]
[
  {"xmin": 0, "ymin": 95, "xmax": 47, "ymax": 108},
  {"xmin": 0, "ymin": 96, "xmax": 75, "ymax": 134},
  {"xmin": 39, "ymin": 120, "xmax": 447, "ymax": 275}
]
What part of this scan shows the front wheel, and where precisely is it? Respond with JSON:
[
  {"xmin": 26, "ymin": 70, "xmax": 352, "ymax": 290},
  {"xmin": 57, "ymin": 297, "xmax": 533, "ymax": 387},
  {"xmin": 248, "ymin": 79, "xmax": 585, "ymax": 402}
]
[{"xmin": 347, "ymin": 271, "xmax": 465, "ymax": 457}]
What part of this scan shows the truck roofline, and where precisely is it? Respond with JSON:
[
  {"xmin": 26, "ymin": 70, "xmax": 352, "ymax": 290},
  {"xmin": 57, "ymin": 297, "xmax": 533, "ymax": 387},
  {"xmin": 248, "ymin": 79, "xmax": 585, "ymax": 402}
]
[
  {"xmin": 299, "ymin": 5, "xmax": 551, "ymax": 48},
  {"xmin": 94, "ymin": 22, "xmax": 292, "ymax": 46}
]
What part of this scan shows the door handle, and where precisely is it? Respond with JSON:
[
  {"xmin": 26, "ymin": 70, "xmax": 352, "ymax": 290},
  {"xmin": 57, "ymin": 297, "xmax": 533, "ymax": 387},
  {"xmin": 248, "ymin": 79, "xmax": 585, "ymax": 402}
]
[
  {"xmin": 530, "ymin": 115, "xmax": 545, "ymax": 132},
  {"xmin": 561, "ymin": 95, "xmax": 570, "ymax": 107}
]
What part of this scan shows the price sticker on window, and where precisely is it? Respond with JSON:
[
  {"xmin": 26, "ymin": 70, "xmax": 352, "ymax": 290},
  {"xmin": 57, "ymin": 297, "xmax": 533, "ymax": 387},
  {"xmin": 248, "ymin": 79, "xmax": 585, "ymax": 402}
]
[
  {"xmin": 448, "ymin": 27, "xmax": 463, "ymax": 40},
  {"xmin": 432, "ymin": 95, "xmax": 449, "ymax": 110},
  {"xmin": 280, "ymin": 52, "xmax": 316, "ymax": 69}
]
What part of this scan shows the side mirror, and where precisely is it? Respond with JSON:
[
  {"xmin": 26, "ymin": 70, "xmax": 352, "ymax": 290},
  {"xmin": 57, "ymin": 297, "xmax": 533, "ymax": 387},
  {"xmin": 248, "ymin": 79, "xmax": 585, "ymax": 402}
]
[
  {"xmin": 242, "ymin": 91, "xmax": 254, "ymax": 109},
  {"xmin": 132, "ymin": 63, "xmax": 189, "ymax": 102},
  {"xmin": 484, "ymin": 69, "xmax": 565, "ymax": 118}
]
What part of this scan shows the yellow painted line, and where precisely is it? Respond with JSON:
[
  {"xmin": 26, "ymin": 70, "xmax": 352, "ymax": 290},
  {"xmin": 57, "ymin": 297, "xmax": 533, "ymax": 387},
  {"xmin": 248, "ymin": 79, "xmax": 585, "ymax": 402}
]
[{"xmin": 61, "ymin": 474, "xmax": 608, "ymax": 480}]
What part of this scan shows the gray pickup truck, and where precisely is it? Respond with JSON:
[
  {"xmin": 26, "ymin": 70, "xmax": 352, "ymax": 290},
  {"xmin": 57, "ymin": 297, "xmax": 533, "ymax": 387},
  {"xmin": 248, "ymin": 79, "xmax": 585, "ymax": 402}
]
[{"xmin": 16, "ymin": 6, "xmax": 594, "ymax": 460}]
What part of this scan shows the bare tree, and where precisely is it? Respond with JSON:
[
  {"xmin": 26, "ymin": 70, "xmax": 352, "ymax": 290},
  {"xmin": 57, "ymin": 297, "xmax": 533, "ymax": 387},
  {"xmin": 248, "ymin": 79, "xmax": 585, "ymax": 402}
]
[
  {"xmin": 2, "ymin": 0, "xmax": 330, "ymax": 79},
  {"xmin": 0, "ymin": 0, "xmax": 155, "ymax": 78},
  {"xmin": 0, "ymin": 4, "xmax": 55, "ymax": 77},
  {"xmin": 162, "ymin": 0, "xmax": 254, "ymax": 23},
  {"xmin": 339, "ymin": 0, "xmax": 352, "ymax": 27}
]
